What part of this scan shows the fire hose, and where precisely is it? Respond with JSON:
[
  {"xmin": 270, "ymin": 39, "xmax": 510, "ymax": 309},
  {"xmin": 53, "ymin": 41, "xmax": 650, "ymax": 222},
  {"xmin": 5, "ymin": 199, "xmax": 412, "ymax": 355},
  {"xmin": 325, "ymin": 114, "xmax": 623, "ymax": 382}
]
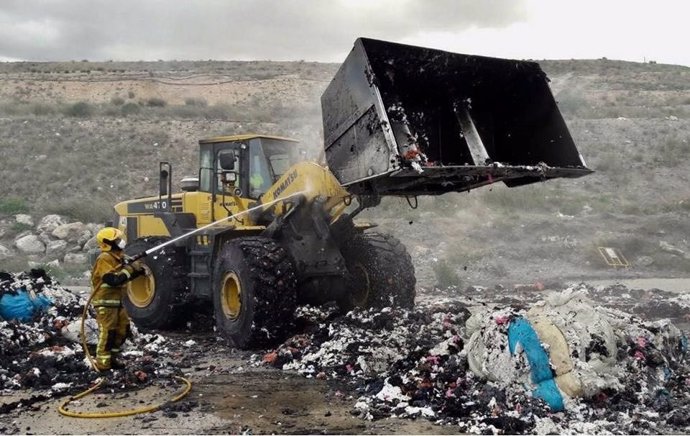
[
  {"xmin": 58, "ymin": 191, "xmax": 305, "ymax": 418},
  {"xmin": 57, "ymin": 287, "xmax": 192, "ymax": 418}
]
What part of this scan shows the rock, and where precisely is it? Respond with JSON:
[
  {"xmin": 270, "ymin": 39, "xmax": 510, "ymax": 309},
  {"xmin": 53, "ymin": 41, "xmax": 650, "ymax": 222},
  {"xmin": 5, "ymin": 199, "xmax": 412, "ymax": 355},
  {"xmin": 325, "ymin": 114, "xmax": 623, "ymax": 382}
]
[
  {"xmin": 82, "ymin": 235, "xmax": 99, "ymax": 251},
  {"xmin": 14, "ymin": 234, "xmax": 45, "ymax": 254},
  {"xmin": 63, "ymin": 252, "xmax": 88, "ymax": 264},
  {"xmin": 46, "ymin": 259, "xmax": 60, "ymax": 268},
  {"xmin": 52, "ymin": 222, "xmax": 86, "ymax": 242},
  {"xmin": 68, "ymin": 244, "xmax": 83, "ymax": 253},
  {"xmin": 659, "ymin": 241, "xmax": 686, "ymax": 257},
  {"xmin": 636, "ymin": 256, "xmax": 654, "ymax": 267},
  {"xmin": 37, "ymin": 215, "xmax": 67, "ymax": 233},
  {"xmin": 37, "ymin": 232, "xmax": 53, "ymax": 245},
  {"xmin": 15, "ymin": 214, "xmax": 34, "ymax": 226},
  {"xmin": 76, "ymin": 230, "xmax": 92, "ymax": 247},
  {"xmin": 14, "ymin": 230, "xmax": 33, "ymax": 240},
  {"xmin": 85, "ymin": 223, "xmax": 104, "ymax": 235},
  {"xmin": 0, "ymin": 244, "xmax": 12, "ymax": 259},
  {"xmin": 46, "ymin": 240, "xmax": 68, "ymax": 256}
]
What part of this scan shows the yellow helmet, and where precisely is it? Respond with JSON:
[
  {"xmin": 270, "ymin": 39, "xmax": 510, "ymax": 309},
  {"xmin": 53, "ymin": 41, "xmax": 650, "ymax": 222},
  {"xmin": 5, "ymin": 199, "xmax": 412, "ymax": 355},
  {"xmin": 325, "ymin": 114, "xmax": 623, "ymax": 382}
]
[{"xmin": 96, "ymin": 227, "xmax": 125, "ymax": 252}]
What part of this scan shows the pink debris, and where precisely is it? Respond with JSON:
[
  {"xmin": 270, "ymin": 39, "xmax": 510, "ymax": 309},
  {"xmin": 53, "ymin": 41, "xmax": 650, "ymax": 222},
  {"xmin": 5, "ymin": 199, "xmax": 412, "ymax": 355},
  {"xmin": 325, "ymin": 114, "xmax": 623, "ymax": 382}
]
[
  {"xmin": 495, "ymin": 315, "xmax": 509, "ymax": 325},
  {"xmin": 426, "ymin": 355, "xmax": 441, "ymax": 365}
]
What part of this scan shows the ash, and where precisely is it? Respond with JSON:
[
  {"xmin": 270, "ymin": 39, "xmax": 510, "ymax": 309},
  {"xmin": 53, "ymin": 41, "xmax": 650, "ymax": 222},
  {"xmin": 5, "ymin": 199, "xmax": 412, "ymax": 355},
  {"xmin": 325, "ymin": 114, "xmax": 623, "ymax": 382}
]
[
  {"xmin": 260, "ymin": 285, "xmax": 689, "ymax": 434},
  {"xmin": 0, "ymin": 270, "xmax": 188, "ymax": 413},
  {"xmin": 2, "ymin": 268, "xmax": 688, "ymax": 434}
]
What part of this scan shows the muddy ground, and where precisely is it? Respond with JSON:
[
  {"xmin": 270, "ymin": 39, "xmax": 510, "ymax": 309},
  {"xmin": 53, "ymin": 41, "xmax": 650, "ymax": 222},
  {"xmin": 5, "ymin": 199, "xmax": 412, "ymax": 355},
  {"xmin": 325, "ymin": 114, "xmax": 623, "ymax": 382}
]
[{"xmin": 1, "ymin": 278, "xmax": 688, "ymax": 435}]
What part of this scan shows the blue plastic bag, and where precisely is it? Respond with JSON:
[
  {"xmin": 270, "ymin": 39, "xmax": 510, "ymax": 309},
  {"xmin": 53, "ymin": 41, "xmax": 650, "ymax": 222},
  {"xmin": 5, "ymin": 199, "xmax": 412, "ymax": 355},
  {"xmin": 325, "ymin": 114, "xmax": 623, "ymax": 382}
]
[
  {"xmin": 508, "ymin": 316, "xmax": 565, "ymax": 411},
  {"xmin": 0, "ymin": 288, "xmax": 52, "ymax": 322}
]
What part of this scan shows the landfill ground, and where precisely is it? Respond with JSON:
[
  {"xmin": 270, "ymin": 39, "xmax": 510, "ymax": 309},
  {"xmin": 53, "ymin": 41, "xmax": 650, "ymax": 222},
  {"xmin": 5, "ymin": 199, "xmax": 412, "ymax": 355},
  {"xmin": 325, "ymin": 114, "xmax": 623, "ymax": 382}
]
[{"xmin": 1, "ymin": 275, "xmax": 688, "ymax": 435}]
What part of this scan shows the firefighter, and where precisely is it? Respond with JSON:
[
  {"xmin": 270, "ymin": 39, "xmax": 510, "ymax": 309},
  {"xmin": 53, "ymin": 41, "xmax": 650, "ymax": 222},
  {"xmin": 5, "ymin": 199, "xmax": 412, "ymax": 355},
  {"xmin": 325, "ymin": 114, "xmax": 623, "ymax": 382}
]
[{"xmin": 91, "ymin": 227, "xmax": 146, "ymax": 370}]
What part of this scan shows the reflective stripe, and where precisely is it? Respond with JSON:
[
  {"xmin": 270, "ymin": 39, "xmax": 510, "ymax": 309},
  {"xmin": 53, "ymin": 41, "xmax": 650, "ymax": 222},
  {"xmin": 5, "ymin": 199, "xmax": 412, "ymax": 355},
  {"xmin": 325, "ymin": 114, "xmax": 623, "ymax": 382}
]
[
  {"xmin": 93, "ymin": 299, "xmax": 122, "ymax": 307},
  {"xmin": 122, "ymin": 269, "xmax": 131, "ymax": 278},
  {"xmin": 97, "ymin": 325, "xmax": 110, "ymax": 365}
]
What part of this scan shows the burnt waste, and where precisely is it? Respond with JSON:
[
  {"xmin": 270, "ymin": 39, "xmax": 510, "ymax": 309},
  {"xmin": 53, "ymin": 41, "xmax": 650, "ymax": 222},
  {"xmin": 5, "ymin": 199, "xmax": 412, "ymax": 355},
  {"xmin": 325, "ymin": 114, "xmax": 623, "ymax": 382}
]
[
  {"xmin": 1, "ymin": 268, "xmax": 688, "ymax": 434},
  {"xmin": 259, "ymin": 285, "xmax": 689, "ymax": 434},
  {"xmin": 0, "ymin": 269, "xmax": 187, "ymax": 413}
]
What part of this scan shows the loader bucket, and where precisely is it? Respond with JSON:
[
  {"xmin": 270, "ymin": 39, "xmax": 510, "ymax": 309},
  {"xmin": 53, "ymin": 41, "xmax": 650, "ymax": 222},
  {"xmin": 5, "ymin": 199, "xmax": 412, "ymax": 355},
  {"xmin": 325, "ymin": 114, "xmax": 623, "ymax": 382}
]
[{"xmin": 322, "ymin": 38, "xmax": 592, "ymax": 196}]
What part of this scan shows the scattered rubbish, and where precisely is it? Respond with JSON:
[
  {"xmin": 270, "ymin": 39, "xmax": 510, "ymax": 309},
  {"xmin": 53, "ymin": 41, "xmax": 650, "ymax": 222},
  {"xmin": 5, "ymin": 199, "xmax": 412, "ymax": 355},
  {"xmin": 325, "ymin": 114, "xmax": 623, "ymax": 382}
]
[
  {"xmin": 0, "ymin": 270, "xmax": 53, "ymax": 321},
  {"xmin": 61, "ymin": 318, "xmax": 99, "ymax": 345},
  {"xmin": 598, "ymin": 246, "xmax": 629, "ymax": 267},
  {"xmin": 0, "ymin": 269, "xmax": 192, "ymax": 402},
  {"xmin": 2, "ymin": 266, "xmax": 687, "ymax": 434},
  {"xmin": 260, "ymin": 284, "xmax": 689, "ymax": 434}
]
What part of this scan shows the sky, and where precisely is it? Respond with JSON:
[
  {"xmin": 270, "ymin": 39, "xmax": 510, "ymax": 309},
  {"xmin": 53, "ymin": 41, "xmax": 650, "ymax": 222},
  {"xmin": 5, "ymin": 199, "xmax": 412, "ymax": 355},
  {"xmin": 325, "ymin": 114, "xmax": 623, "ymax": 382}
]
[{"xmin": 0, "ymin": 0, "xmax": 688, "ymax": 66}]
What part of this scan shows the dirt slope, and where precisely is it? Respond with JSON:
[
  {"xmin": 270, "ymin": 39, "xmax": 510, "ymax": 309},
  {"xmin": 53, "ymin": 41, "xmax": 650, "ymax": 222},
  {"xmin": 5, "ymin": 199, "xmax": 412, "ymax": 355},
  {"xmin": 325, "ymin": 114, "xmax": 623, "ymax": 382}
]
[{"xmin": 0, "ymin": 58, "xmax": 688, "ymax": 285}]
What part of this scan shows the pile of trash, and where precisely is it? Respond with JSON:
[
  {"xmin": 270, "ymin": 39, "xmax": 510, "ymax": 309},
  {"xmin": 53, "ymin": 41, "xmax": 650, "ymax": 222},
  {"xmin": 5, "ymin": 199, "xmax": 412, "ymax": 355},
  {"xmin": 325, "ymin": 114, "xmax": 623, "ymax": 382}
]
[
  {"xmin": 0, "ymin": 269, "xmax": 89, "ymax": 391},
  {"xmin": 260, "ymin": 285, "xmax": 689, "ymax": 434},
  {"xmin": 0, "ymin": 270, "xmax": 186, "ymax": 402},
  {"xmin": 0, "ymin": 270, "xmax": 58, "ymax": 322}
]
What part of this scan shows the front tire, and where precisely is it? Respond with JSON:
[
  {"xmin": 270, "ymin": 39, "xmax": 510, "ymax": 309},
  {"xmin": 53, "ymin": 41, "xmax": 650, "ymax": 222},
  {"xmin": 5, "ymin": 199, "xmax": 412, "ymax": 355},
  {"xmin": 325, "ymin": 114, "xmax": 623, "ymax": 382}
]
[
  {"xmin": 213, "ymin": 236, "xmax": 297, "ymax": 349},
  {"xmin": 124, "ymin": 237, "xmax": 189, "ymax": 329},
  {"xmin": 340, "ymin": 232, "xmax": 416, "ymax": 310}
]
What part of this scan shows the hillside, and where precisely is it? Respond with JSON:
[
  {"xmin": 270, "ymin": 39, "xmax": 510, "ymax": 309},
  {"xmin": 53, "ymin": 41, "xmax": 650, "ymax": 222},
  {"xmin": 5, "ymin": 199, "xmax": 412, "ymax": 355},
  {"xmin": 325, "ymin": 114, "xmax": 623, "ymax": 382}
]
[{"xmin": 0, "ymin": 58, "xmax": 688, "ymax": 286}]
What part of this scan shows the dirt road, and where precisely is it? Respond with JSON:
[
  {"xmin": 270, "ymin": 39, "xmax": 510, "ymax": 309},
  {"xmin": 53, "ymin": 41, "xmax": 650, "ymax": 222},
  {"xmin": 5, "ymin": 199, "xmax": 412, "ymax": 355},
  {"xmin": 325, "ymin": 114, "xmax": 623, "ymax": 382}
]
[{"xmin": 1, "ymin": 343, "xmax": 456, "ymax": 435}]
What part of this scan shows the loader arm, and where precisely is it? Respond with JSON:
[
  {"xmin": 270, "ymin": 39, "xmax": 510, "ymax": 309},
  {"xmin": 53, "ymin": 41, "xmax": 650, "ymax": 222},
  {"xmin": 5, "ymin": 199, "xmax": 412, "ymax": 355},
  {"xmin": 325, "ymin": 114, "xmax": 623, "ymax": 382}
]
[{"xmin": 257, "ymin": 161, "xmax": 351, "ymax": 222}]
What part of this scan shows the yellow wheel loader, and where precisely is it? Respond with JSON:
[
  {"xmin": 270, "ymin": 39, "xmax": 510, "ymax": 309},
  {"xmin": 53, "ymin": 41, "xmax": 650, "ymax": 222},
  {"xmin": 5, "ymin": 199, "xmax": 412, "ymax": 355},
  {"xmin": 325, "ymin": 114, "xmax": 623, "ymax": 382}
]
[{"xmin": 112, "ymin": 38, "xmax": 591, "ymax": 349}]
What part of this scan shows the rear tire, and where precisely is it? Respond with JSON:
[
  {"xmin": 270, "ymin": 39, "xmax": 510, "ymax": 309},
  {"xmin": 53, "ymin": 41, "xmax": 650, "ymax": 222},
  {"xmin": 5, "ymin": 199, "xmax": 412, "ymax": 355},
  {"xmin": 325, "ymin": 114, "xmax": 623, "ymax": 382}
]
[
  {"xmin": 123, "ymin": 237, "xmax": 189, "ymax": 330},
  {"xmin": 340, "ymin": 232, "xmax": 416, "ymax": 310},
  {"xmin": 213, "ymin": 236, "xmax": 297, "ymax": 349}
]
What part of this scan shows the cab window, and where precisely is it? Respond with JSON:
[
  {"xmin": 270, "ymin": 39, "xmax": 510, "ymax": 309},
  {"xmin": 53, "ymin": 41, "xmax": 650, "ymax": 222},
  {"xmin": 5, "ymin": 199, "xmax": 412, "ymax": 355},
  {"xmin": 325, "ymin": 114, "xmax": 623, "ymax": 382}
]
[
  {"xmin": 248, "ymin": 142, "xmax": 272, "ymax": 199},
  {"xmin": 199, "ymin": 149, "xmax": 213, "ymax": 192},
  {"xmin": 259, "ymin": 138, "xmax": 301, "ymax": 180},
  {"xmin": 217, "ymin": 149, "xmax": 240, "ymax": 194}
]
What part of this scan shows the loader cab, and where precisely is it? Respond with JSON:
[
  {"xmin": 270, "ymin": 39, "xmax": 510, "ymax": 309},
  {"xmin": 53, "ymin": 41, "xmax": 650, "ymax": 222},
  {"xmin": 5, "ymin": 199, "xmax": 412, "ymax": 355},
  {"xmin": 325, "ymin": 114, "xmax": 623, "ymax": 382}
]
[{"xmin": 198, "ymin": 135, "xmax": 302, "ymax": 200}]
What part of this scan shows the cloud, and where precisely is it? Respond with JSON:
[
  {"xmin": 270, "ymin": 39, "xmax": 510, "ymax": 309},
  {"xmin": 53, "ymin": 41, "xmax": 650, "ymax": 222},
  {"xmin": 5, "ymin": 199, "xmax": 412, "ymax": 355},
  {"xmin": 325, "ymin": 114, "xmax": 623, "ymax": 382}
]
[
  {"xmin": 0, "ymin": 0, "xmax": 528, "ymax": 61},
  {"xmin": 0, "ymin": 0, "xmax": 687, "ymax": 66}
]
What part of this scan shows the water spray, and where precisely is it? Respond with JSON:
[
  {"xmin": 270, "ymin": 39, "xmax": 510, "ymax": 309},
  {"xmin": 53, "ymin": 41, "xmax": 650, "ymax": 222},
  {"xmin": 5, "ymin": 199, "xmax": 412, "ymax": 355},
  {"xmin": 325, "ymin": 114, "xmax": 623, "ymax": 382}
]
[
  {"xmin": 78, "ymin": 190, "xmax": 309, "ymax": 372},
  {"xmin": 124, "ymin": 190, "xmax": 308, "ymax": 264}
]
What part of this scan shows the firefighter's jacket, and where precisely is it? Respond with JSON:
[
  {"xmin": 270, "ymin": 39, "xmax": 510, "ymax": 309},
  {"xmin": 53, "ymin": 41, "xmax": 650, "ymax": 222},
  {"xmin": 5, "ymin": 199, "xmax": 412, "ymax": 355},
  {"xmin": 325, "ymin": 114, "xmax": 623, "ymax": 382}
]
[{"xmin": 90, "ymin": 251, "xmax": 141, "ymax": 307}]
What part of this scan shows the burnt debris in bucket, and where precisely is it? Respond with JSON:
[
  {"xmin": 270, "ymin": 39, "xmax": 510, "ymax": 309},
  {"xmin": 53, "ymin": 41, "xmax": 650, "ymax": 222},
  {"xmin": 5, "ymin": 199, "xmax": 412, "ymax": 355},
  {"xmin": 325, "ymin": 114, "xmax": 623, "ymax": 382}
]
[{"xmin": 322, "ymin": 38, "xmax": 592, "ymax": 196}]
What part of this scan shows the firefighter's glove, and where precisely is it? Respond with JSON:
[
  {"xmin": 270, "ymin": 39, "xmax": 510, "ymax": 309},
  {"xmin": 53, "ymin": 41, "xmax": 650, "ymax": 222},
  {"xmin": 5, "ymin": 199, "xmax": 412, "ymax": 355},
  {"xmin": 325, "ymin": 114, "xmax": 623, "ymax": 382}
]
[{"xmin": 130, "ymin": 261, "xmax": 147, "ymax": 279}]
